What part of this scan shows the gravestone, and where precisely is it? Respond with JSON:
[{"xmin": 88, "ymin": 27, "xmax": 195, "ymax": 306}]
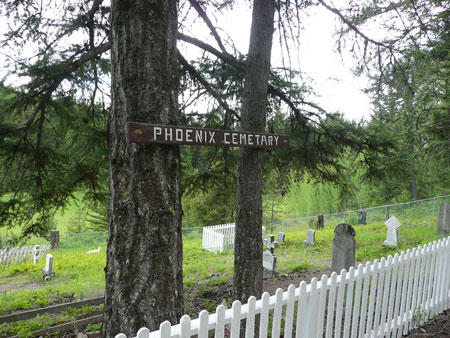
[
  {"xmin": 263, "ymin": 235, "xmax": 278, "ymax": 278},
  {"xmin": 358, "ymin": 210, "xmax": 367, "ymax": 225},
  {"xmin": 277, "ymin": 231, "xmax": 285, "ymax": 243},
  {"xmin": 437, "ymin": 202, "xmax": 450, "ymax": 236},
  {"xmin": 332, "ymin": 223, "xmax": 356, "ymax": 273},
  {"xmin": 42, "ymin": 254, "xmax": 56, "ymax": 281},
  {"xmin": 262, "ymin": 226, "xmax": 267, "ymax": 240},
  {"xmin": 303, "ymin": 229, "xmax": 316, "ymax": 247},
  {"xmin": 316, "ymin": 214, "xmax": 324, "ymax": 229},
  {"xmin": 263, "ymin": 235, "xmax": 278, "ymax": 253},
  {"xmin": 263, "ymin": 249, "xmax": 277, "ymax": 271},
  {"xmin": 384, "ymin": 216, "xmax": 401, "ymax": 247},
  {"xmin": 50, "ymin": 230, "xmax": 59, "ymax": 249}
]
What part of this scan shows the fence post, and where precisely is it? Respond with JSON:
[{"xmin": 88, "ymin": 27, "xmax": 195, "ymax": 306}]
[
  {"xmin": 50, "ymin": 230, "xmax": 59, "ymax": 249},
  {"xmin": 433, "ymin": 197, "xmax": 436, "ymax": 217}
]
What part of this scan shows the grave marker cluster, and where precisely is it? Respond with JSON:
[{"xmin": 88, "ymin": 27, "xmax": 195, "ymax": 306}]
[{"xmin": 262, "ymin": 235, "xmax": 279, "ymax": 278}]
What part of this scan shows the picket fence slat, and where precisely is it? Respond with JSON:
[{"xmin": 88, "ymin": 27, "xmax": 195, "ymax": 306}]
[
  {"xmin": 333, "ymin": 268, "xmax": 346, "ymax": 338},
  {"xmin": 246, "ymin": 296, "xmax": 256, "ymax": 338},
  {"xmin": 295, "ymin": 281, "xmax": 307, "ymax": 338},
  {"xmin": 284, "ymin": 285, "xmax": 295, "ymax": 338},
  {"xmin": 325, "ymin": 272, "xmax": 337, "ymax": 338},
  {"xmin": 358, "ymin": 262, "xmax": 371, "ymax": 337},
  {"xmin": 116, "ymin": 237, "xmax": 450, "ymax": 338},
  {"xmin": 365, "ymin": 259, "xmax": 378, "ymax": 337}
]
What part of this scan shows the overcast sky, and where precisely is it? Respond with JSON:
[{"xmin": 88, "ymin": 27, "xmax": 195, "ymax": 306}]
[{"xmin": 219, "ymin": 3, "xmax": 373, "ymax": 122}]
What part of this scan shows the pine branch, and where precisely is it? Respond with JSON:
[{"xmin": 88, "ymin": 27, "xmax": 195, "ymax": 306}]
[
  {"xmin": 187, "ymin": 0, "xmax": 227, "ymax": 53},
  {"xmin": 178, "ymin": 32, "xmax": 331, "ymax": 126},
  {"xmin": 177, "ymin": 50, "xmax": 241, "ymax": 122}
]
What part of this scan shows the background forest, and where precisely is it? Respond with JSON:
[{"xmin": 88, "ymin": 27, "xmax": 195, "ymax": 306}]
[{"xmin": 0, "ymin": 0, "xmax": 449, "ymax": 238}]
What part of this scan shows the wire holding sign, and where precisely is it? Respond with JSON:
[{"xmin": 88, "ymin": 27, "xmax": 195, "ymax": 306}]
[{"xmin": 127, "ymin": 122, "xmax": 289, "ymax": 149}]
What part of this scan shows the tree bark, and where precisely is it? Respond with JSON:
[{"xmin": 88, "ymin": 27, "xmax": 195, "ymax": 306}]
[
  {"xmin": 102, "ymin": 1, "xmax": 183, "ymax": 337},
  {"xmin": 233, "ymin": 0, "xmax": 275, "ymax": 303}
]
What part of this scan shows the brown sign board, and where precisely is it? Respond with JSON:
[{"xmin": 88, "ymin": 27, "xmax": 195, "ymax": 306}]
[{"xmin": 127, "ymin": 122, "xmax": 289, "ymax": 149}]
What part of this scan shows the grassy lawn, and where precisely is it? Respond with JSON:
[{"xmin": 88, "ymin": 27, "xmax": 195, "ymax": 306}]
[
  {"xmin": 0, "ymin": 192, "xmax": 87, "ymax": 236},
  {"xmin": 0, "ymin": 218, "xmax": 443, "ymax": 316}
]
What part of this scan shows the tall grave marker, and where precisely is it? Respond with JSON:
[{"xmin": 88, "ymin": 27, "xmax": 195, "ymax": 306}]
[
  {"xmin": 332, "ymin": 224, "xmax": 356, "ymax": 273},
  {"xmin": 437, "ymin": 202, "xmax": 450, "ymax": 236},
  {"xmin": 384, "ymin": 216, "xmax": 401, "ymax": 247}
]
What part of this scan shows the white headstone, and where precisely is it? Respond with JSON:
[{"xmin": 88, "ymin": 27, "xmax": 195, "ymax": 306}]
[
  {"xmin": 303, "ymin": 229, "xmax": 316, "ymax": 246},
  {"xmin": 384, "ymin": 216, "xmax": 401, "ymax": 246},
  {"xmin": 264, "ymin": 235, "xmax": 278, "ymax": 253},
  {"xmin": 277, "ymin": 232, "xmax": 285, "ymax": 243},
  {"xmin": 45, "ymin": 254, "xmax": 53, "ymax": 272},
  {"xmin": 262, "ymin": 249, "xmax": 277, "ymax": 271},
  {"xmin": 262, "ymin": 226, "xmax": 267, "ymax": 240},
  {"xmin": 42, "ymin": 254, "xmax": 55, "ymax": 280}
]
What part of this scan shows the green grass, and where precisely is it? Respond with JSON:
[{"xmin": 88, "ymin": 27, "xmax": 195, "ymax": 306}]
[
  {"xmin": 0, "ymin": 217, "xmax": 444, "ymax": 318},
  {"xmin": 0, "ymin": 192, "xmax": 87, "ymax": 236}
]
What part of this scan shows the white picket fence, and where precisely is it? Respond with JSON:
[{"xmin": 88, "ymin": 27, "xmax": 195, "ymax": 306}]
[
  {"xmin": 202, "ymin": 223, "xmax": 235, "ymax": 253},
  {"xmin": 0, "ymin": 244, "xmax": 50, "ymax": 266},
  {"xmin": 116, "ymin": 237, "xmax": 450, "ymax": 338}
]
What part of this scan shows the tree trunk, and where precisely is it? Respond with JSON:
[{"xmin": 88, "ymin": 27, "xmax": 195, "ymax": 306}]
[
  {"xmin": 102, "ymin": 1, "xmax": 183, "ymax": 337},
  {"xmin": 233, "ymin": 0, "xmax": 275, "ymax": 303}
]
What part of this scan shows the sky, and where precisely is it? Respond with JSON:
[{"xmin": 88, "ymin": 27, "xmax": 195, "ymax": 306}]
[{"xmin": 219, "ymin": 3, "xmax": 373, "ymax": 122}]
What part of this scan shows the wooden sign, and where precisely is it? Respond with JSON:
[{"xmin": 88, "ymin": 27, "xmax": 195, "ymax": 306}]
[{"xmin": 127, "ymin": 122, "xmax": 289, "ymax": 148}]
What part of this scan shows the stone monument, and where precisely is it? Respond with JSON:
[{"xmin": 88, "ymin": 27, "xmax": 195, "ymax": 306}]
[
  {"xmin": 358, "ymin": 210, "xmax": 367, "ymax": 225},
  {"xmin": 263, "ymin": 235, "xmax": 278, "ymax": 278},
  {"xmin": 384, "ymin": 216, "xmax": 401, "ymax": 247},
  {"xmin": 303, "ymin": 229, "xmax": 315, "ymax": 247},
  {"xmin": 331, "ymin": 223, "xmax": 356, "ymax": 273},
  {"xmin": 437, "ymin": 202, "xmax": 450, "ymax": 236},
  {"xmin": 42, "ymin": 254, "xmax": 56, "ymax": 281},
  {"xmin": 277, "ymin": 231, "xmax": 285, "ymax": 243}
]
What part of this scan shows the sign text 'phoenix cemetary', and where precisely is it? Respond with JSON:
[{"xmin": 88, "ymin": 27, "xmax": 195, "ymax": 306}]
[{"xmin": 127, "ymin": 122, "xmax": 289, "ymax": 148}]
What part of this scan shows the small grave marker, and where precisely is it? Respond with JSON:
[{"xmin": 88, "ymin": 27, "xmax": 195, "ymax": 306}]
[
  {"xmin": 262, "ymin": 226, "xmax": 266, "ymax": 241},
  {"xmin": 332, "ymin": 223, "xmax": 356, "ymax": 273},
  {"xmin": 316, "ymin": 214, "xmax": 324, "ymax": 229},
  {"xmin": 384, "ymin": 216, "xmax": 401, "ymax": 247},
  {"xmin": 358, "ymin": 210, "xmax": 367, "ymax": 225},
  {"xmin": 42, "ymin": 254, "xmax": 56, "ymax": 281},
  {"xmin": 437, "ymin": 202, "xmax": 450, "ymax": 236},
  {"xmin": 303, "ymin": 229, "xmax": 316, "ymax": 247},
  {"xmin": 277, "ymin": 231, "xmax": 285, "ymax": 243}
]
